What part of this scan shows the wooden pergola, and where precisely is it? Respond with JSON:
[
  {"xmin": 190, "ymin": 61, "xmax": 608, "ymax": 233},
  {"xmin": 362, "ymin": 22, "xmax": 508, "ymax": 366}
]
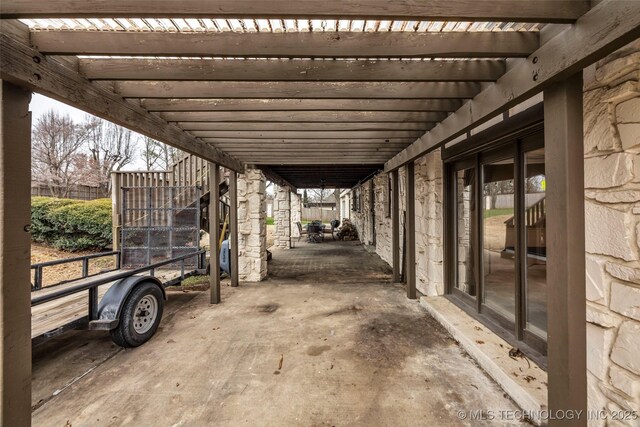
[{"xmin": 1, "ymin": 1, "xmax": 639, "ymax": 425}]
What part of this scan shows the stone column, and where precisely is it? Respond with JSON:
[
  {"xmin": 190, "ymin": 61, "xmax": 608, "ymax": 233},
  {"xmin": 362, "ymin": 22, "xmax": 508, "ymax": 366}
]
[
  {"xmin": 237, "ymin": 168, "xmax": 267, "ymax": 281},
  {"xmin": 290, "ymin": 192, "xmax": 302, "ymax": 239},
  {"xmin": 274, "ymin": 185, "xmax": 291, "ymax": 249}
]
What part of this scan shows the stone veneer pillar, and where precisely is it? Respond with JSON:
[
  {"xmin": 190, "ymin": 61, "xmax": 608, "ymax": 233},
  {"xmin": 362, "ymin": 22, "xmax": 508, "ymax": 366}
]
[
  {"xmin": 236, "ymin": 168, "xmax": 267, "ymax": 281},
  {"xmin": 582, "ymin": 41, "xmax": 640, "ymax": 420},
  {"xmin": 290, "ymin": 192, "xmax": 302, "ymax": 239},
  {"xmin": 273, "ymin": 185, "xmax": 291, "ymax": 249}
]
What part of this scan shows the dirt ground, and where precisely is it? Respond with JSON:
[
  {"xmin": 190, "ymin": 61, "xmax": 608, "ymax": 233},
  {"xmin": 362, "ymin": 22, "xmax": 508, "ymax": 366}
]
[
  {"xmin": 31, "ymin": 240, "xmax": 520, "ymax": 426},
  {"xmin": 31, "ymin": 243, "xmax": 116, "ymax": 287}
]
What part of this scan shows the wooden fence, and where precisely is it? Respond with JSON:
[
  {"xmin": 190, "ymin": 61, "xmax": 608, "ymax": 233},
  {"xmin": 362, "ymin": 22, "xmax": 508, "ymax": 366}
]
[{"xmin": 31, "ymin": 182, "xmax": 108, "ymax": 200}]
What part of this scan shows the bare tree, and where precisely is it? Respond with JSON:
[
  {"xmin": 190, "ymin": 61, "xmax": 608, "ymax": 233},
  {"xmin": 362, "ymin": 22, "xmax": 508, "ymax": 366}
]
[
  {"xmin": 84, "ymin": 116, "xmax": 136, "ymax": 191},
  {"xmin": 306, "ymin": 188, "xmax": 334, "ymax": 203},
  {"xmin": 140, "ymin": 135, "xmax": 183, "ymax": 171},
  {"xmin": 31, "ymin": 110, "xmax": 90, "ymax": 197}
]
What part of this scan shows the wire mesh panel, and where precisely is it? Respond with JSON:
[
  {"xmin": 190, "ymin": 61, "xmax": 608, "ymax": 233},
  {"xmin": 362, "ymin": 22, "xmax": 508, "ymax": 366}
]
[{"xmin": 121, "ymin": 186, "xmax": 201, "ymax": 268}]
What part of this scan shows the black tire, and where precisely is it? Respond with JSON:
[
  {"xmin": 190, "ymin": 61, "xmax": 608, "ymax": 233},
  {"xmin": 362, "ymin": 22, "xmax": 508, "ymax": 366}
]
[{"xmin": 110, "ymin": 282, "xmax": 164, "ymax": 348}]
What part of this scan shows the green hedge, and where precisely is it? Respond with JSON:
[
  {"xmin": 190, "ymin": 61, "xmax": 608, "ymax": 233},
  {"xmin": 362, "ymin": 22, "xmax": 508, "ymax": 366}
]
[{"xmin": 31, "ymin": 197, "xmax": 112, "ymax": 251}]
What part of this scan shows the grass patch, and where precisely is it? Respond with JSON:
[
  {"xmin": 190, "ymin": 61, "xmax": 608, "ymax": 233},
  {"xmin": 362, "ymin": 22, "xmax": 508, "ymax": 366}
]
[
  {"xmin": 181, "ymin": 275, "xmax": 209, "ymax": 287},
  {"xmin": 266, "ymin": 217, "xmax": 274, "ymax": 225},
  {"xmin": 484, "ymin": 208, "xmax": 514, "ymax": 219}
]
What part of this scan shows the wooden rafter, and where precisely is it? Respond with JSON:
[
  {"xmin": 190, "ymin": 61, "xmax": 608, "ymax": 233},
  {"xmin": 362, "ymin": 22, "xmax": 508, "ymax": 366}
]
[
  {"xmin": 384, "ymin": 0, "xmax": 640, "ymax": 171},
  {"xmin": 204, "ymin": 139, "xmax": 414, "ymax": 146},
  {"xmin": 179, "ymin": 123, "xmax": 434, "ymax": 132},
  {"xmin": 34, "ymin": 31, "xmax": 539, "ymax": 58},
  {"xmin": 160, "ymin": 111, "xmax": 446, "ymax": 123},
  {"xmin": 0, "ymin": 24, "xmax": 244, "ymax": 172},
  {"xmin": 114, "ymin": 81, "xmax": 482, "ymax": 99},
  {"xmin": 0, "ymin": 0, "xmax": 589, "ymax": 22},
  {"xmin": 80, "ymin": 58, "xmax": 505, "ymax": 82},
  {"xmin": 189, "ymin": 130, "xmax": 426, "ymax": 138},
  {"xmin": 139, "ymin": 98, "xmax": 463, "ymax": 112}
]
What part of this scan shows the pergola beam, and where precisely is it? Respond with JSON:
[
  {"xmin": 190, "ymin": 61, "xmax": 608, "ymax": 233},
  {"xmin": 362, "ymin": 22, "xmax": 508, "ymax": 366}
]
[
  {"xmin": 80, "ymin": 58, "xmax": 505, "ymax": 82},
  {"xmin": 257, "ymin": 167, "xmax": 298, "ymax": 193},
  {"xmin": 140, "ymin": 98, "xmax": 463, "ymax": 112},
  {"xmin": 384, "ymin": 0, "xmax": 640, "ymax": 172},
  {"xmin": 162, "ymin": 111, "xmax": 445, "ymax": 123},
  {"xmin": 206, "ymin": 139, "xmax": 413, "ymax": 146},
  {"xmin": 115, "ymin": 81, "xmax": 481, "ymax": 99},
  {"xmin": 180, "ymin": 123, "xmax": 433, "ymax": 132},
  {"xmin": 32, "ymin": 31, "xmax": 539, "ymax": 58},
  {"xmin": 191, "ymin": 130, "xmax": 425, "ymax": 138},
  {"xmin": 240, "ymin": 158, "xmax": 391, "ymax": 165},
  {"xmin": 1, "ymin": 1, "xmax": 589, "ymax": 22},
  {"xmin": 0, "ymin": 25, "xmax": 244, "ymax": 172}
]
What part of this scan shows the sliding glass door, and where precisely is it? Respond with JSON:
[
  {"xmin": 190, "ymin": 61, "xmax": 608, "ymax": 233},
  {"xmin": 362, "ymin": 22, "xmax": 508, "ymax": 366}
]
[{"xmin": 446, "ymin": 131, "xmax": 547, "ymax": 356}]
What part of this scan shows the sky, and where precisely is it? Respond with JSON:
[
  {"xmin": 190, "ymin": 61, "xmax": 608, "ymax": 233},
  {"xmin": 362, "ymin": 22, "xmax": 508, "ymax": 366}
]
[{"xmin": 30, "ymin": 93, "xmax": 148, "ymax": 170}]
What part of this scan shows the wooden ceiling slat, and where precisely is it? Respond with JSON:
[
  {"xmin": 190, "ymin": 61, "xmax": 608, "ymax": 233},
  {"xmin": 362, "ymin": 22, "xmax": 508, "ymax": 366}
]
[
  {"xmin": 161, "ymin": 111, "xmax": 446, "ymax": 122},
  {"xmin": 81, "ymin": 58, "xmax": 505, "ymax": 82},
  {"xmin": 179, "ymin": 123, "xmax": 434, "ymax": 131},
  {"xmin": 33, "ymin": 31, "xmax": 539, "ymax": 58},
  {"xmin": 205, "ymin": 138, "xmax": 414, "ymax": 145},
  {"xmin": 2, "ymin": 1, "xmax": 589, "ymax": 22},
  {"xmin": 385, "ymin": 0, "xmax": 640, "ymax": 171},
  {"xmin": 140, "ymin": 98, "xmax": 463, "ymax": 112},
  {"xmin": 115, "ymin": 81, "xmax": 481, "ymax": 99},
  {"xmin": 190, "ymin": 130, "xmax": 425, "ymax": 138}
]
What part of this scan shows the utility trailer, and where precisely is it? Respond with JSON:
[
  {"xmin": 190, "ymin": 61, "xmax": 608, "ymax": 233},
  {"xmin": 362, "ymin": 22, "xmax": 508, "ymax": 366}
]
[{"xmin": 31, "ymin": 185, "xmax": 207, "ymax": 347}]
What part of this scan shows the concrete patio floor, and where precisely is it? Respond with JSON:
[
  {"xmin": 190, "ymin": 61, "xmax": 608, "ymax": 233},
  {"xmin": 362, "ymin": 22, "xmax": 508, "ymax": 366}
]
[{"xmin": 32, "ymin": 240, "xmax": 521, "ymax": 426}]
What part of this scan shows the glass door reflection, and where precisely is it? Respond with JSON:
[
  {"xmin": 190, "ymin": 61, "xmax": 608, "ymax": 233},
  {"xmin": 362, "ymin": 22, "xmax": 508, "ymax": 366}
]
[{"xmin": 482, "ymin": 157, "xmax": 516, "ymax": 322}]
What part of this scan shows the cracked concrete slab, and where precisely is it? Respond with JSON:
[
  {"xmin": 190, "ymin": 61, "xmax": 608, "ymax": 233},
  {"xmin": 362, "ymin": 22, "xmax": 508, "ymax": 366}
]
[{"xmin": 32, "ymin": 241, "xmax": 521, "ymax": 426}]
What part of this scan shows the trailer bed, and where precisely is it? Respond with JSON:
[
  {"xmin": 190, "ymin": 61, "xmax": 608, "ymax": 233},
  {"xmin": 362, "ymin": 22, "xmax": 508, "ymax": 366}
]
[{"xmin": 31, "ymin": 269, "xmax": 192, "ymax": 342}]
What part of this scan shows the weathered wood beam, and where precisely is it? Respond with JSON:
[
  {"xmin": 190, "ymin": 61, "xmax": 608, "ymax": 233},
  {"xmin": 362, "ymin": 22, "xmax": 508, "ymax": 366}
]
[
  {"xmin": 257, "ymin": 167, "xmax": 298, "ymax": 193},
  {"xmin": 140, "ymin": 98, "xmax": 463, "ymax": 112},
  {"xmin": 0, "ymin": 80, "xmax": 32, "ymax": 427},
  {"xmin": 405, "ymin": 162, "xmax": 416, "ymax": 299},
  {"xmin": 545, "ymin": 73, "xmax": 586, "ymax": 426},
  {"xmin": 391, "ymin": 169, "xmax": 400, "ymax": 282},
  {"xmin": 239, "ymin": 157, "xmax": 392, "ymax": 165},
  {"xmin": 191, "ymin": 130, "xmax": 425, "ymax": 138},
  {"xmin": 0, "ymin": 26, "xmax": 244, "ymax": 172},
  {"xmin": 215, "ymin": 145, "xmax": 409, "ymax": 151},
  {"xmin": 2, "ymin": 1, "xmax": 589, "ymax": 22},
  {"xmin": 162, "ymin": 111, "xmax": 446, "ymax": 123},
  {"xmin": 180, "ymin": 123, "xmax": 433, "ymax": 132},
  {"xmin": 208, "ymin": 138, "xmax": 412, "ymax": 144},
  {"xmin": 115, "ymin": 81, "xmax": 481, "ymax": 99},
  {"xmin": 80, "ymin": 58, "xmax": 505, "ymax": 82},
  {"xmin": 209, "ymin": 162, "xmax": 221, "ymax": 304},
  {"xmin": 228, "ymin": 170, "xmax": 239, "ymax": 287},
  {"xmin": 384, "ymin": 0, "xmax": 640, "ymax": 172},
  {"xmin": 33, "ymin": 31, "xmax": 539, "ymax": 58}
]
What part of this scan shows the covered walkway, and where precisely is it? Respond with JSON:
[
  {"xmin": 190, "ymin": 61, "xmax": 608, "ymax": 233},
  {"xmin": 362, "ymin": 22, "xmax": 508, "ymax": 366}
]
[{"xmin": 32, "ymin": 241, "xmax": 520, "ymax": 426}]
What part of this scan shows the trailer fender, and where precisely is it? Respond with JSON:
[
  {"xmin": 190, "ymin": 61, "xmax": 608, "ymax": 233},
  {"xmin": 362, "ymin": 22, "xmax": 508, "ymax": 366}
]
[{"xmin": 90, "ymin": 276, "xmax": 166, "ymax": 330}]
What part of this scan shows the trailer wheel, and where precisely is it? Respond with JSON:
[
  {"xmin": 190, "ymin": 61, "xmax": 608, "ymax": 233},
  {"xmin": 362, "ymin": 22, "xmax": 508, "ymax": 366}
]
[{"xmin": 111, "ymin": 282, "xmax": 164, "ymax": 348}]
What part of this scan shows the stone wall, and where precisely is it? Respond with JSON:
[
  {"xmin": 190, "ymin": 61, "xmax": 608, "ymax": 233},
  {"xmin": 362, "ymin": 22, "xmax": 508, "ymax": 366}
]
[
  {"xmin": 273, "ymin": 185, "xmax": 291, "ymax": 249},
  {"xmin": 583, "ymin": 41, "xmax": 640, "ymax": 424},
  {"xmin": 237, "ymin": 168, "xmax": 267, "ymax": 281},
  {"xmin": 291, "ymin": 192, "xmax": 302, "ymax": 239},
  {"xmin": 414, "ymin": 150, "xmax": 445, "ymax": 296},
  {"xmin": 349, "ymin": 151, "xmax": 444, "ymax": 296}
]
